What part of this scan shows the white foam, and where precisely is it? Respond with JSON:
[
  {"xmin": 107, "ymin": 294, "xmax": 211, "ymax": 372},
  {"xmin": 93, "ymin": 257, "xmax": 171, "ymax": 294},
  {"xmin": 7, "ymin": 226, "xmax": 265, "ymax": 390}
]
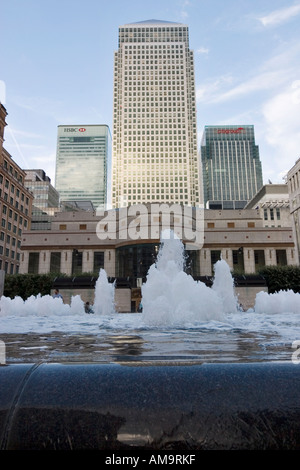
[{"xmin": 141, "ymin": 230, "xmax": 238, "ymax": 326}]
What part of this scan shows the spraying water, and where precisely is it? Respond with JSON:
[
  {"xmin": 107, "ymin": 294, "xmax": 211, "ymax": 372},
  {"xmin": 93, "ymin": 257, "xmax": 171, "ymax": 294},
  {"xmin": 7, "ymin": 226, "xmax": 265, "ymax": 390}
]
[
  {"xmin": 93, "ymin": 269, "xmax": 115, "ymax": 315},
  {"xmin": 0, "ymin": 268, "xmax": 115, "ymax": 317},
  {"xmin": 141, "ymin": 230, "xmax": 238, "ymax": 326},
  {"xmin": 212, "ymin": 259, "xmax": 238, "ymax": 314}
]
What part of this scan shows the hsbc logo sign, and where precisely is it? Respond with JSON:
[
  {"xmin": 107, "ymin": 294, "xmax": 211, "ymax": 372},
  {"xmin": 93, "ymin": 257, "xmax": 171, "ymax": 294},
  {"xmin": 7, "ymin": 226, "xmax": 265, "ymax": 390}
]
[{"xmin": 64, "ymin": 127, "xmax": 86, "ymax": 133}]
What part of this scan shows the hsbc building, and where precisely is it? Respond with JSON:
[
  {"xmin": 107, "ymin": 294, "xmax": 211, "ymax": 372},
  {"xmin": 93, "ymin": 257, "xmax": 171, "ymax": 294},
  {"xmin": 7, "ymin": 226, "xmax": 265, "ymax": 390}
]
[{"xmin": 55, "ymin": 125, "xmax": 111, "ymax": 209}]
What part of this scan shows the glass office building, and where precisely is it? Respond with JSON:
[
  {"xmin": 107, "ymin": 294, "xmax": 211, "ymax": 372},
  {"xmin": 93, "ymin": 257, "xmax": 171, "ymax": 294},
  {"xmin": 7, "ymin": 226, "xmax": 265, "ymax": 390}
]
[
  {"xmin": 201, "ymin": 125, "xmax": 263, "ymax": 209},
  {"xmin": 112, "ymin": 20, "xmax": 201, "ymax": 208},
  {"xmin": 55, "ymin": 125, "xmax": 111, "ymax": 210}
]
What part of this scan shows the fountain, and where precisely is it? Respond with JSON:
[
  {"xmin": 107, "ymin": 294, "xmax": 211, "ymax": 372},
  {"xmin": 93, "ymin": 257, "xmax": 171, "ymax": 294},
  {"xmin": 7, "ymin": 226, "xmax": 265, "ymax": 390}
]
[
  {"xmin": 93, "ymin": 268, "xmax": 115, "ymax": 315},
  {"xmin": 1, "ymin": 231, "xmax": 300, "ymax": 449},
  {"xmin": 141, "ymin": 230, "xmax": 236, "ymax": 326}
]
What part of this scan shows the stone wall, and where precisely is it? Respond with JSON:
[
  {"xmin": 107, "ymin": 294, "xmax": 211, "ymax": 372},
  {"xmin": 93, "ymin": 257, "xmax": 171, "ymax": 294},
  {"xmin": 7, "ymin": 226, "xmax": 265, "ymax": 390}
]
[
  {"xmin": 51, "ymin": 285, "xmax": 264, "ymax": 314},
  {"xmin": 50, "ymin": 287, "xmax": 132, "ymax": 313},
  {"xmin": 235, "ymin": 286, "xmax": 268, "ymax": 311}
]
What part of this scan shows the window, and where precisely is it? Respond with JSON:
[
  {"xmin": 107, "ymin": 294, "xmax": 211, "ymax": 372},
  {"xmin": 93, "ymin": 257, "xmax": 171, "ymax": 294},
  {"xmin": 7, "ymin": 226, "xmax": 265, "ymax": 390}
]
[
  {"xmin": 79, "ymin": 224, "xmax": 87, "ymax": 230},
  {"xmin": 72, "ymin": 250, "xmax": 82, "ymax": 275},
  {"xmin": 276, "ymin": 250, "xmax": 287, "ymax": 266},
  {"xmin": 93, "ymin": 251, "xmax": 104, "ymax": 273},
  {"xmin": 248, "ymin": 222, "xmax": 255, "ymax": 228},
  {"xmin": 211, "ymin": 250, "xmax": 221, "ymax": 265},
  {"xmin": 50, "ymin": 252, "xmax": 61, "ymax": 273},
  {"xmin": 254, "ymin": 250, "xmax": 265, "ymax": 271},
  {"xmin": 207, "ymin": 222, "xmax": 215, "ymax": 228},
  {"xmin": 227, "ymin": 222, "xmax": 235, "ymax": 228},
  {"xmin": 59, "ymin": 224, "xmax": 67, "ymax": 230},
  {"xmin": 276, "ymin": 208, "xmax": 280, "ymax": 220},
  {"xmin": 28, "ymin": 253, "xmax": 40, "ymax": 274}
]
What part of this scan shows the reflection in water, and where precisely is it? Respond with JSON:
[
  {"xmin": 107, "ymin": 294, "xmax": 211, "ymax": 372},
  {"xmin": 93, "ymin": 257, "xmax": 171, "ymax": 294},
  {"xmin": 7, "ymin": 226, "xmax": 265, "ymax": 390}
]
[{"xmin": 2, "ymin": 324, "xmax": 292, "ymax": 365}]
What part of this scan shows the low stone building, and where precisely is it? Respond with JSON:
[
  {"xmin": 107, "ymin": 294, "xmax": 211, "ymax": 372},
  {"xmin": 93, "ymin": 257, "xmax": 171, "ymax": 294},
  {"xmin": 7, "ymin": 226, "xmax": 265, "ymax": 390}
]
[
  {"xmin": 19, "ymin": 204, "xmax": 296, "ymax": 310},
  {"xmin": 244, "ymin": 183, "xmax": 291, "ymax": 228},
  {"xmin": 19, "ymin": 205, "xmax": 296, "ymax": 275}
]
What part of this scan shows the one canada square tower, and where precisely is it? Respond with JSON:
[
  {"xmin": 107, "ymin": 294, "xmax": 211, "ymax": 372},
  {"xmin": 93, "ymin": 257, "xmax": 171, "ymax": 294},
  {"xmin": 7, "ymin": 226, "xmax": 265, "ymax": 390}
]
[{"xmin": 111, "ymin": 20, "xmax": 201, "ymax": 208}]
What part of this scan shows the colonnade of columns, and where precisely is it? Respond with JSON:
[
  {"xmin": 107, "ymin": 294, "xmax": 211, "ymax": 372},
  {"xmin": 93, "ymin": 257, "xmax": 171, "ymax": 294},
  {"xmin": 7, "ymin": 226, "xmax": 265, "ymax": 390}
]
[
  {"xmin": 20, "ymin": 249, "xmax": 115, "ymax": 277},
  {"xmin": 199, "ymin": 247, "xmax": 296, "ymax": 276},
  {"xmin": 20, "ymin": 246, "xmax": 296, "ymax": 277}
]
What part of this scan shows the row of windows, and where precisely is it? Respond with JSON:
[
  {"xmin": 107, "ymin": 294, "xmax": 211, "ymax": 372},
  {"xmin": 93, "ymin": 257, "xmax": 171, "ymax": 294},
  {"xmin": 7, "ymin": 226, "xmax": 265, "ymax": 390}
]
[
  {"xmin": 122, "ymin": 117, "xmax": 186, "ymax": 125},
  {"xmin": 0, "ymin": 231, "xmax": 21, "ymax": 246},
  {"xmin": 122, "ymin": 146, "xmax": 187, "ymax": 153},
  {"xmin": 124, "ymin": 125, "xmax": 186, "ymax": 132},
  {"xmin": 119, "ymin": 32, "xmax": 187, "ymax": 40},
  {"xmin": 122, "ymin": 189, "xmax": 188, "ymax": 195},
  {"xmin": 114, "ymin": 194, "xmax": 190, "ymax": 202},
  {"xmin": 123, "ymin": 43, "xmax": 185, "ymax": 48},
  {"xmin": 264, "ymin": 207, "xmax": 281, "ymax": 221},
  {"xmin": 119, "ymin": 177, "xmax": 188, "ymax": 186},
  {"xmin": 0, "ymin": 192, "xmax": 29, "ymax": 215},
  {"xmin": 1, "ymin": 205, "xmax": 27, "ymax": 225},
  {"xmin": 124, "ymin": 134, "xmax": 186, "ymax": 141},
  {"xmin": 119, "ymin": 35, "xmax": 188, "ymax": 44},
  {"xmin": 0, "ymin": 175, "xmax": 30, "ymax": 204},
  {"xmin": 207, "ymin": 222, "xmax": 256, "ymax": 229},
  {"xmin": 116, "ymin": 115, "xmax": 189, "ymax": 123},
  {"xmin": 1, "ymin": 160, "xmax": 24, "ymax": 184},
  {"xmin": 0, "ymin": 244, "xmax": 20, "ymax": 260},
  {"xmin": 0, "ymin": 259, "xmax": 19, "ymax": 274},
  {"xmin": 1, "ymin": 218, "xmax": 23, "ymax": 235},
  {"xmin": 27, "ymin": 251, "xmax": 104, "ymax": 275},
  {"xmin": 289, "ymin": 170, "xmax": 300, "ymax": 193}
]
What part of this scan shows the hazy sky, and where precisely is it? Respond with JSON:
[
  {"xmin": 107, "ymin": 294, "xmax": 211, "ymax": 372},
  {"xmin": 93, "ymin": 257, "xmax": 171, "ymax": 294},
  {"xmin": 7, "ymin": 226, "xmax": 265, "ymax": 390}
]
[{"xmin": 1, "ymin": 0, "xmax": 300, "ymax": 186}]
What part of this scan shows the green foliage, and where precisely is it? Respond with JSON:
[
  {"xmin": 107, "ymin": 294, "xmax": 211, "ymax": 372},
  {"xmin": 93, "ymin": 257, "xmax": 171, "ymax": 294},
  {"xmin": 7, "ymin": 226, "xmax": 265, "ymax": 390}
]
[
  {"xmin": 3, "ymin": 273, "xmax": 60, "ymax": 300},
  {"xmin": 258, "ymin": 265, "xmax": 300, "ymax": 294}
]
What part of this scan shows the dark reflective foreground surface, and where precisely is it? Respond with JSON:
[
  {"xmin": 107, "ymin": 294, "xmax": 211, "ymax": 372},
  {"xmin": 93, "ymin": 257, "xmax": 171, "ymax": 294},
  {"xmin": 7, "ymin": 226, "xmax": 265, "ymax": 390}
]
[{"xmin": 1, "ymin": 362, "xmax": 300, "ymax": 450}]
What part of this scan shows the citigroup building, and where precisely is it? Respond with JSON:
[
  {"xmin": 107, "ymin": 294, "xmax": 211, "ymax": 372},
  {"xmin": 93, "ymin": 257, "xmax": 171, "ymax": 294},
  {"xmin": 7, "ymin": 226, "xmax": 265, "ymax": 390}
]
[{"xmin": 201, "ymin": 125, "xmax": 263, "ymax": 210}]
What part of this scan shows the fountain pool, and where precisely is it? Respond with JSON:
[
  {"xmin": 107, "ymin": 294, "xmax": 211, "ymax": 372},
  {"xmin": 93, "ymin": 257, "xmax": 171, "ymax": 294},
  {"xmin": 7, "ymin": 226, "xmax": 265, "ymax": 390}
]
[{"xmin": 1, "ymin": 231, "xmax": 300, "ymax": 365}]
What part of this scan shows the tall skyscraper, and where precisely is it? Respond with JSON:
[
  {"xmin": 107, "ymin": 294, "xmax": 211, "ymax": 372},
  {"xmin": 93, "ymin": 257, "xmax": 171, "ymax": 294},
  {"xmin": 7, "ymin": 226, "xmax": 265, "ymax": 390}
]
[
  {"xmin": 55, "ymin": 125, "xmax": 111, "ymax": 209},
  {"xmin": 201, "ymin": 125, "xmax": 263, "ymax": 209},
  {"xmin": 112, "ymin": 19, "xmax": 201, "ymax": 208}
]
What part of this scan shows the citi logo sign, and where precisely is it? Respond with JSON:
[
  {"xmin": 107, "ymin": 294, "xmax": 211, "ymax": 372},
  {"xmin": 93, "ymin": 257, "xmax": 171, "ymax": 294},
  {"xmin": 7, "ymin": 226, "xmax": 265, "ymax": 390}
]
[
  {"xmin": 64, "ymin": 127, "xmax": 86, "ymax": 133},
  {"xmin": 217, "ymin": 127, "xmax": 245, "ymax": 134}
]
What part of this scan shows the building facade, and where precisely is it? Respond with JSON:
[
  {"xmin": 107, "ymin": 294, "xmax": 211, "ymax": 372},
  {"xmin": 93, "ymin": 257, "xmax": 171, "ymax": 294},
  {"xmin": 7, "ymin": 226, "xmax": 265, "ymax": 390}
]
[
  {"xmin": 0, "ymin": 103, "xmax": 33, "ymax": 274},
  {"xmin": 55, "ymin": 125, "xmax": 111, "ymax": 210},
  {"xmin": 112, "ymin": 19, "xmax": 201, "ymax": 208},
  {"xmin": 287, "ymin": 158, "xmax": 300, "ymax": 264},
  {"xmin": 245, "ymin": 184, "xmax": 291, "ymax": 228},
  {"xmin": 20, "ymin": 206, "xmax": 296, "ymax": 278},
  {"xmin": 24, "ymin": 169, "xmax": 60, "ymax": 231},
  {"xmin": 201, "ymin": 125, "xmax": 263, "ymax": 209},
  {"xmin": 25, "ymin": 169, "xmax": 59, "ymax": 210}
]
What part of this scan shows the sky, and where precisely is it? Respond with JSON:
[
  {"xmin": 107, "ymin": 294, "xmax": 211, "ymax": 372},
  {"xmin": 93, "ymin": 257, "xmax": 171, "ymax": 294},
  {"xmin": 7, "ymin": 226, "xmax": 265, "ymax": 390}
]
[{"xmin": 1, "ymin": 0, "xmax": 300, "ymax": 187}]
